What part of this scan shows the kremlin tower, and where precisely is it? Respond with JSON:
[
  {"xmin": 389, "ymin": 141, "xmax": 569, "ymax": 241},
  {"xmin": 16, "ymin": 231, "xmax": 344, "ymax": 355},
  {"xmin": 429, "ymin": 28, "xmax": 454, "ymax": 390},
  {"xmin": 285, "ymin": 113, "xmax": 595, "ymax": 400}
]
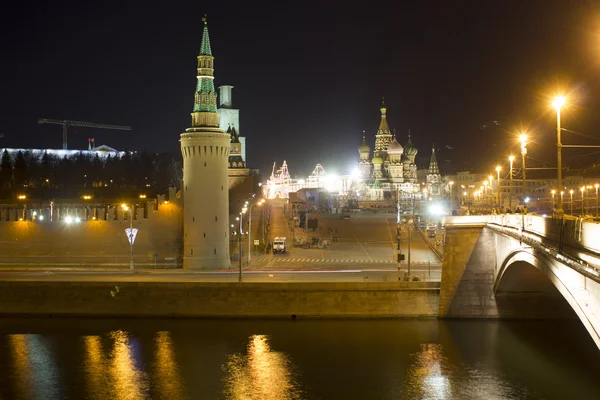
[{"xmin": 180, "ymin": 17, "xmax": 231, "ymax": 270}]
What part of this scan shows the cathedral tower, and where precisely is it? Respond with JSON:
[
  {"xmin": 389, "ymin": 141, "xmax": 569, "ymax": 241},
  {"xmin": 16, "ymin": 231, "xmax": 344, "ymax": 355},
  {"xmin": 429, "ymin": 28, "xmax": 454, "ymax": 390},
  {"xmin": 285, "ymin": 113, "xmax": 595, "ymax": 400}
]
[
  {"xmin": 427, "ymin": 145, "xmax": 442, "ymax": 196},
  {"xmin": 180, "ymin": 17, "xmax": 231, "ymax": 270}
]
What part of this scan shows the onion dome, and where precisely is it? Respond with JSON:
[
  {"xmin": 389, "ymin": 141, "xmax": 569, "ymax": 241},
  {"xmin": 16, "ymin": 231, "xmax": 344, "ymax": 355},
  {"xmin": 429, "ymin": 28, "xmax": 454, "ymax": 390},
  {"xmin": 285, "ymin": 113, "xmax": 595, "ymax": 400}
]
[
  {"xmin": 387, "ymin": 136, "xmax": 403, "ymax": 154},
  {"xmin": 372, "ymin": 154, "xmax": 384, "ymax": 165},
  {"xmin": 404, "ymin": 130, "xmax": 418, "ymax": 156},
  {"xmin": 358, "ymin": 134, "xmax": 370, "ymax": 152}
]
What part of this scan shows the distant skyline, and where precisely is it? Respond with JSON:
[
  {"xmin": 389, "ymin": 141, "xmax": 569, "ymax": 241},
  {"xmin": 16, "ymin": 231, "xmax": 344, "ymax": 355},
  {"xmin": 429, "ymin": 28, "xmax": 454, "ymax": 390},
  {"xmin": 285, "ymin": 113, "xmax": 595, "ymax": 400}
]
[{"xmin": 2, "ymin": 1, "xmax": 600, "ymax": 177}]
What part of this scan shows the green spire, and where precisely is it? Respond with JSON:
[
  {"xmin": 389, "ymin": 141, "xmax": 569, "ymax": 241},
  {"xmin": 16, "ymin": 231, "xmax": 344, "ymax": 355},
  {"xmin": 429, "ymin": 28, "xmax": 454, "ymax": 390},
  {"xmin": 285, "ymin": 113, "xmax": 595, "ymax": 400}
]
[
  {"xmin": 192, "ymin": 15, "xmax": 217, "ymax": 115},
  {"xmin": 200, "ymin": 15, "xmax": 212, "ymax": 56}
]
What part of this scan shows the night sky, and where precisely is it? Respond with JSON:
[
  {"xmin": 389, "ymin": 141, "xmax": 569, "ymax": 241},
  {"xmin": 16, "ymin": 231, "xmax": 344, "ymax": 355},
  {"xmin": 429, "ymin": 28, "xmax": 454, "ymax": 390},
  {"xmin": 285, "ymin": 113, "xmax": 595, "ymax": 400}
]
[{"xmin": 2, "ymin": 1, "xmax": 600, "ymax": 178}]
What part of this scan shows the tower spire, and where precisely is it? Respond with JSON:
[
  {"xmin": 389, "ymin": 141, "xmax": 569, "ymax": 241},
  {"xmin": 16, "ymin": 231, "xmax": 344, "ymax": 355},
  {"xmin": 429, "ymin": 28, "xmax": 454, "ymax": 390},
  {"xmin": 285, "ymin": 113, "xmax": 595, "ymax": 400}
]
[
  {"xmin": 428, "ymin": 145, "xmax": 440, "ymax": 175},
  {"xmin": 191, "ymin": 16, "xmax": 218, "ymax": 126},
  {"xmin": 377, "ymin": 98, "xmax": 390, "ymax": 135}
]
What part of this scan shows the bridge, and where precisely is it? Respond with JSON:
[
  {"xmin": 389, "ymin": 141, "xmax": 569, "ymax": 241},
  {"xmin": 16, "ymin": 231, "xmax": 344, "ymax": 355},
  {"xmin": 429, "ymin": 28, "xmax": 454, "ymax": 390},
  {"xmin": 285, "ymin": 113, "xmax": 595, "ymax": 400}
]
[{"xmin": 440, "ymin": 214, "xmax": 600, "ymax": 349}]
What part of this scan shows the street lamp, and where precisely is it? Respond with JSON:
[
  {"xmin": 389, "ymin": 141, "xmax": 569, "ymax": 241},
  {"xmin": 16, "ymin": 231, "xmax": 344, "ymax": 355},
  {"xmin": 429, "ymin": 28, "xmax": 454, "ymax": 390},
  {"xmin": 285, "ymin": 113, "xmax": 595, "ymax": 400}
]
[
  {"xmin": 121, "ymin": 203, "xmax": 135, "ymax": 272},
  {"xmin": 448, "ymin": 181, "xmax": 454, "ymax": 211},
  {"xmin": 238, "ymin": 209, "xmax": 246, "ymax": 282},
  {"xmin": 495, "ymin": 166, "xmax": 501, "ymax": 206},
  {"xmin": 520, "ymin": 133, "xmax": 528, "ymax": 200},
  {"xmin": 580, "ymin": 186, "xmax": 585, "ymax": 217},
  {"xmin": 247, "ymin": 199, "xmax": 265, "ymax": 265},
  {"xmin": 594, "ymin": 183, "xmax": 600, "ymax": 218},
  {"xmin": 570, "ymin": 189, "xmax": 574, "ymax": 215},
  {"xmin": 551, "ymin": 189, "xmax": 556, "ymax": 214},
  {"xmin": 552, "ymin": 95, "xmax": 566, "ymax": 216},
  {"xmin": 509, "ymin": 155, "xmax": 515, "ymax": 211}
]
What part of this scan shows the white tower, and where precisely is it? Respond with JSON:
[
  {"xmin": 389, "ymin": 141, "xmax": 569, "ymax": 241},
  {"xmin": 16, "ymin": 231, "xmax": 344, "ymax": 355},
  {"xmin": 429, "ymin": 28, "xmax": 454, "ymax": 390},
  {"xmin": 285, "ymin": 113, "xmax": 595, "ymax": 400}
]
[{"xmin": 180, "ymin": 17, "xmax": 230, "ymax": 270}]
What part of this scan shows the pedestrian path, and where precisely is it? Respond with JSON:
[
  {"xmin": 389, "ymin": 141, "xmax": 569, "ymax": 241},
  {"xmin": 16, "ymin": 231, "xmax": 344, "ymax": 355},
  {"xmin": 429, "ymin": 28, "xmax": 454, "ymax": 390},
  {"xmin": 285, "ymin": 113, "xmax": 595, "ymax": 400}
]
[{"xmin": 255, "ymin": 257, "xmax": 436, "ymax": 265}]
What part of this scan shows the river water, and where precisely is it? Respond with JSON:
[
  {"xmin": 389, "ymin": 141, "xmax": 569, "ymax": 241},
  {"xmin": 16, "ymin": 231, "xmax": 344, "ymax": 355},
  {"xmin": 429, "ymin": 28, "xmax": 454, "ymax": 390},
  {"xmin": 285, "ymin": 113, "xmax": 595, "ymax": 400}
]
[{"xmin": 0, "ymin": 318, "xmax": 598, "ymax": 400}]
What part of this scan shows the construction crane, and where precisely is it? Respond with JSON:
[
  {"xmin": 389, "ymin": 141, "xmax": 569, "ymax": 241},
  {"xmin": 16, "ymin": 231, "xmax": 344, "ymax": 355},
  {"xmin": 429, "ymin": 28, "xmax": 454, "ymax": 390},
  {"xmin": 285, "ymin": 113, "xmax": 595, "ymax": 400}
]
[{"xmin": 37, "ymin": 118, "xmax": 132, "ymax": 150}]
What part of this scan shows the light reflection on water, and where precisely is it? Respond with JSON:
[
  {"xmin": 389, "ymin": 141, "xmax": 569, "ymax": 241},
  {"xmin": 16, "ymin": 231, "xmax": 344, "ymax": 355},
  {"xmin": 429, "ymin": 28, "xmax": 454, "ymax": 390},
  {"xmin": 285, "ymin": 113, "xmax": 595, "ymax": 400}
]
[
  {"xmin": 0, "ymin": 319, "xmax": 598, "ymax": 399},
  {"xmin": 222, "ymin": 334, "xmax": 305, "ymax": 399}
]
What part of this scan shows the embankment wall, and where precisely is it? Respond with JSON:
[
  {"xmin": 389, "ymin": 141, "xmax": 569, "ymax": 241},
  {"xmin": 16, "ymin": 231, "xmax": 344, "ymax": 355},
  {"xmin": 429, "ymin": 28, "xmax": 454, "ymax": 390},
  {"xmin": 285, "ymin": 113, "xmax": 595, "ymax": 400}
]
[{"xmin": 0, "ymin": 281, "xmax": 440, "ymax": 318}]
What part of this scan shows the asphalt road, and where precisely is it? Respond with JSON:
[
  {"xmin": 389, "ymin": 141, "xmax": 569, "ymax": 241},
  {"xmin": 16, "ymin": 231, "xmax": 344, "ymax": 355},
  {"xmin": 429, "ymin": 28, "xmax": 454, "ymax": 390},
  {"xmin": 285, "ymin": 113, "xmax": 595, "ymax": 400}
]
[{"xmin": 256, "ymin": 203, "xmax": 441, "ymax": 269}]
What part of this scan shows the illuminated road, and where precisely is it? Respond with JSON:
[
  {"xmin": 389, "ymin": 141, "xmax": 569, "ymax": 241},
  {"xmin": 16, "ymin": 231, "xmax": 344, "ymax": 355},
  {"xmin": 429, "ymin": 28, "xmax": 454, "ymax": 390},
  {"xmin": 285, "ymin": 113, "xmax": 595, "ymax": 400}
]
[{"xmin": 0, "ymin": 268, "xmax": 440, "ymax": 283}]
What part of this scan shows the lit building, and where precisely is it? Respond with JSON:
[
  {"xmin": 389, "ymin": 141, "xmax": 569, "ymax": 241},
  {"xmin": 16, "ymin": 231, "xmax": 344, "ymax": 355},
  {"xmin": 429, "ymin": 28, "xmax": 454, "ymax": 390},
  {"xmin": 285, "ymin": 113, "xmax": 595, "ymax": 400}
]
[
  {"xmin": 180, "ymin": 17, "xmax": 231, "ymax": 270},
  {"xmin": 353, "ymin": 100, "xmax": 438, "ymax": 208}
]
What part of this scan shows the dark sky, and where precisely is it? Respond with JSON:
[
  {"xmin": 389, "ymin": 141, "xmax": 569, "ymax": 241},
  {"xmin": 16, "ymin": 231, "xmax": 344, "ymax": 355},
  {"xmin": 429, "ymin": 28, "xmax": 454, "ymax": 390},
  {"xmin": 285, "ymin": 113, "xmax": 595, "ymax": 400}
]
[{"xmin": 2, "ymin": 0, "xmax": 600, "ymax": 178}]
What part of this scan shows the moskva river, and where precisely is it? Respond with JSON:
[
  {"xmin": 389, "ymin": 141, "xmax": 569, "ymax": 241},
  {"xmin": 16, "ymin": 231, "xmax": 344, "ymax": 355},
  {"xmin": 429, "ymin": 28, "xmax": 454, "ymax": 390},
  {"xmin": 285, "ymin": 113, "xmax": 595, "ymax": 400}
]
[{"xmin": 0, "ymin": 318, "xmax": 598, "ymax": 399}]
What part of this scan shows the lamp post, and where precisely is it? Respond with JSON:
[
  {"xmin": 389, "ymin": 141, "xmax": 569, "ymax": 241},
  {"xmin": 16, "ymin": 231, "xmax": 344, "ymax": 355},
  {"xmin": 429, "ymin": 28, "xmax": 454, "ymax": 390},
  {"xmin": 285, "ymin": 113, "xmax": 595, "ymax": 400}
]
[
  {"xmin": 594, "ymin": 183, "xmax": 600, "ymax": 218},
  {"xmin": 247, "ymin": 199, "xmax": 265, "ymax": 265},
  {"xmin": 488, "ymin": 175, "xmax": 493, "ymax": 206},
  {"xmin": 570, "ymin": 189, "xmax": 574, "ymax": 215},
  {"xmin": 552, "ymin": 95, "xmax": 566, "ymax": 216},
  {"xmin": 238, "ymin": 210, "xmax": 245, "ymax": 282},
  {"xmin": 520, "ymin": 134, "xmax": 528, "ymax": 200},
  {"xmin": 448, "ymin": 181, "xmax": 454, "ymax": 212},
  {"xmin": 495, "ymin": 166, "xmax": 501, "ymax": 207},
  {"xmin": 121, "ymin": 203, "xmax": 135, "ymax": 272},
  {"xmin": 509, "ymin": 155, "xmax": 515, "ymax": 211},
  {"xmin": 580, "ymin": 186, "xmax": 585, "ymax": 217}
]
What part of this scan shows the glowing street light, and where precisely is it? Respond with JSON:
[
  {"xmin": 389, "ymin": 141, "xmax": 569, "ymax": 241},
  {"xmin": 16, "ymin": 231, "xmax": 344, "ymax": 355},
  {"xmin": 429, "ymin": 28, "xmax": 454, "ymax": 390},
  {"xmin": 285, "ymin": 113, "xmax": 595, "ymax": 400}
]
[
  {"xmin": 580, "ymin": 186, "xmax": 585, "ymax": 217},
  {"xmin": 570, "ymin": 189, "xmax": 574, "ymax": 215},
  {"xmin": 594, "ymin": 183, "xmax": 600, "ymax": 218},
  {"xmin": 495, "ymin": 166, "xmax": 501, "ymax": 206},
  {"xmin": 509, "ymin": 156, "xmax": 515, "ymax": 211},
  {"xmin": 551, "ymin": 189, "xmax": 556, "ymax": 214},
  {"xmin": 553, "ymin": 95, "xmax": 566, "ymax": 216},
  {"xmin": 520, "ymin": 133, "xmax": 528, "ymax": 202},
  {"xmin": 448, "ymin": 181, "xmax": 454, "ymax": 211}
]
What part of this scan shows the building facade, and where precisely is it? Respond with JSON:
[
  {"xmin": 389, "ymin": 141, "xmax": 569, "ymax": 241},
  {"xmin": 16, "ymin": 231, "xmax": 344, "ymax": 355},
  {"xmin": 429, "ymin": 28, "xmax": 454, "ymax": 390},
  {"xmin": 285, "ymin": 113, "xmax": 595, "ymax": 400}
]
[{"xmin": 355, "ymin": 101, "xmax": 441, "ymax": 207}]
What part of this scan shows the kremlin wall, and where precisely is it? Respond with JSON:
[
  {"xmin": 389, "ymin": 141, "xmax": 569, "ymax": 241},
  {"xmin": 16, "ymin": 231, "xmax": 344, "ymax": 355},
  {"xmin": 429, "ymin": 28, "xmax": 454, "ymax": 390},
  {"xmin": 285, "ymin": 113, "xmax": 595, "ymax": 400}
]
[{"xmin": 0, "ymin": 189, "xmax": 182, "ymax": 267}]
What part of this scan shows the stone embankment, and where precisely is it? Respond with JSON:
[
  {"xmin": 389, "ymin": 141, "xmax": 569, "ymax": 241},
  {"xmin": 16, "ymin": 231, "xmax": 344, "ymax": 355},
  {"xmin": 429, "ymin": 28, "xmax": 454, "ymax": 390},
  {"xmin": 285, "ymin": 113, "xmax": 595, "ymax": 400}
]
[{"xmin": 0, "ymin": 281, "xmax": 439, "ymax": 318}]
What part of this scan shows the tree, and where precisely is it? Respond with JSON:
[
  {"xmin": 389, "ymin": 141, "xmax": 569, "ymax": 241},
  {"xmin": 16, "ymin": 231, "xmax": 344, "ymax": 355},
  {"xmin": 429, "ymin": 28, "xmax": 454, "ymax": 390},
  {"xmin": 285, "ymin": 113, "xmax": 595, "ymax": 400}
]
[
  {"xmin": 13, "ymin": 151, "xmax": 27, "ymax": 188},
  {"xmin": 0, "ymin": 150, "xmax": 12, "ymax": 189}
]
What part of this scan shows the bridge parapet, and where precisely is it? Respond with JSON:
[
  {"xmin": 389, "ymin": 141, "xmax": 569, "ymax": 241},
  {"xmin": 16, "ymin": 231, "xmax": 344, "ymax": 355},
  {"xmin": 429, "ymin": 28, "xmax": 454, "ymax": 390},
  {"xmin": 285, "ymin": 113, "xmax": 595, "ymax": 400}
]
[{"xmin": 442, "ymin": 215, "xmax": 489, "ymax": 228}]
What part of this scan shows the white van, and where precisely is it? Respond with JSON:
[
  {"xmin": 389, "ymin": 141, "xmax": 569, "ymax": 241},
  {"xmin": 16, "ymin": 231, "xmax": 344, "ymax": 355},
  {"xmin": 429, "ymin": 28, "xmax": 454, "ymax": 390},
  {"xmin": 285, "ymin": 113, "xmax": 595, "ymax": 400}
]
[{"xmin": 273, "ymin": 237, "xmax": 287, "ymax": 254}]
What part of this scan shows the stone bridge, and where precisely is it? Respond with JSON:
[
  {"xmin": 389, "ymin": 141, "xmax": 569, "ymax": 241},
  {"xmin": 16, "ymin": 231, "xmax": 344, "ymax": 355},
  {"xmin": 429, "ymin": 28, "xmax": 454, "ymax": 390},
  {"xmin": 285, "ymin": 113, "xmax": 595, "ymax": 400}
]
[{"xmin": 439, "ymin": 214, "xmax": 600, "ymax": 349}]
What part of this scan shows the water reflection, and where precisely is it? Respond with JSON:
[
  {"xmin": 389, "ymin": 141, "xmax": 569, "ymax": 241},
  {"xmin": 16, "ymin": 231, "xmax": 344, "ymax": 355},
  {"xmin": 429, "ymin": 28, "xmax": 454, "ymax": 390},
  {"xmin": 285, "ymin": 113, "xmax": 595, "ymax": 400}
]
[
  {"xmin": 405, "ymin": 343, "xmax": 451, "ymax": 399},
  {"xmin": 108, "ymin": 330, "xmax": 148, "ymax": 400},
  {"xmin": 153, "ymin": 331, "xmax": 187, "ymax": 399},
  {"xmin": 83, "ymin": 335, "xmax": 105, "ymax": 398},
  {"xmin": 7, "ymin": 334, "xmax": 60, "ymax": 399},
  {"xmin": 7, "ymin": 334, "xmax": 32, "ymax": 399},
  {"xmin": 222, "ymin": 334, "xmax": 305, "ymax": 399}
]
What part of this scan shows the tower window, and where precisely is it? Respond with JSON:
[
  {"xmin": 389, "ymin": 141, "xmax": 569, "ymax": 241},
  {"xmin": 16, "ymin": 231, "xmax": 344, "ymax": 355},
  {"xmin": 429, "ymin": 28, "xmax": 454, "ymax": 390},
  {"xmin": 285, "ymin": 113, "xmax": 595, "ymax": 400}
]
[
  {"xmin": 210, "ymin": 146, "xmax": 213, "ymax": 155},
  {"xmin": 204, "ymin": 232, "xmax": 206, "ymax": 238},
  {"xmin": 221, "ymin": 185, "xmax": 223, "ymax": 190},
  {"xmin": 192, "ymin": 217, "xmax": 195, "ymax": 222},
  {"xmin": 204, "ymin": 146, "xmax": 207, "ymax": 155},
  {"xmin": 204, "ymin": 162, "xmax": 207, "ymax": 167},
  {"xmin": 191, "ymin": 249, "xmax": 193, "ymax": 256},
  {"xmin": 214, "ymin": 248, "xmax": 216, "ymax": 255},
  {"xmin": 215, "ymin": 216, "xmax": 217, "ymax": 222}
]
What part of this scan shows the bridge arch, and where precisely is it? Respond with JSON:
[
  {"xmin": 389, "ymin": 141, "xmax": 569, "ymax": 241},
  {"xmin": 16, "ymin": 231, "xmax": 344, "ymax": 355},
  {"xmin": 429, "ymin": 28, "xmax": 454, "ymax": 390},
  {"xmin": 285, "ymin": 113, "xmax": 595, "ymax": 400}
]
[{"xmin": 495, "ymin": 248, "xmax": 600, "ymax": 349}]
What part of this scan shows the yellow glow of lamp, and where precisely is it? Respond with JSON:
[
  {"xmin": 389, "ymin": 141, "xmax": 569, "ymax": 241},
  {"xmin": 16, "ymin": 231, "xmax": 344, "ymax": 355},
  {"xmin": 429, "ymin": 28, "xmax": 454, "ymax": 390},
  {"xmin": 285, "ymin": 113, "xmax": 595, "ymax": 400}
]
[
  {"xmin": 519, "ymin": 134, "xmax": 528, "ymax": 145},
  {"xmin": 552, "ymin": 95, "xmax": 566, "ymax": 111}
]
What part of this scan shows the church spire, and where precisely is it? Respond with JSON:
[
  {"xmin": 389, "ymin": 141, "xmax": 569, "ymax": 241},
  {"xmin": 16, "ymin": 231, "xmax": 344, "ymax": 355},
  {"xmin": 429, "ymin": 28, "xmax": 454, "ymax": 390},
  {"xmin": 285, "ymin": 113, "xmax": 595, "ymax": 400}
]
[
  {"xmin": 428, "ymin": 145, "xmax": 440, "ymax": 175},
  {"xmin": 199, "ymin": 15, "xmax": 212, "ymax": 56},
  {"xmin": 191, "ymin": 15, "xmax": 219, "ymax": 127},
  {"xmin": 377, "ymin": 97, "xmax": 391, "ymax": 135}
]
